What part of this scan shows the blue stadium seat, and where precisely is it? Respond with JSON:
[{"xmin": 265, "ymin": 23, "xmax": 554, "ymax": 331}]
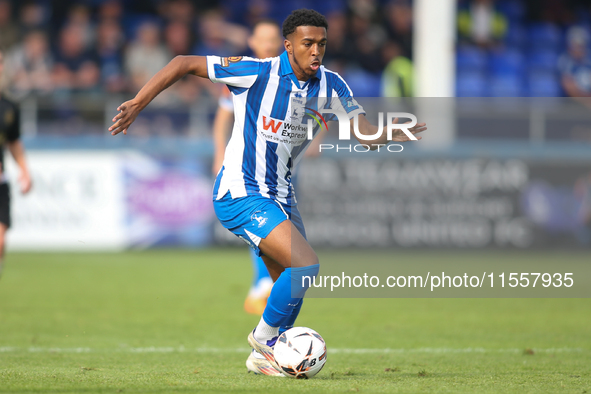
[
  {"xmin": 488, "ymin": 74, "xmax": 524, "ymax": 97},
  {"xmin": 504, "ymin": 23, "xmax": 526, "ymax": 49},
  {"xmin": 497, "ymin": 0, "xmax": 526, "ymax": 21},
  {"xmin": 456, "ymin": 71, "xmax": 488, "ymax": 97},
  {"xmin": 527, "ymin": 49, "xmax": 560, "ymax": 72},
  {"xmin": 343, "ymin": 69, "xmax": 381, "ymax": 97},
  {"xmin": 527, "ymin": 23, "xmax": 563, "ymax": 51},
  {"xmin": 527, "ymin": 71, "xmax": 562, "ymax": 97},
  {"xmin": 489, "ymin": 48, "xmax": 525, "ymax": 76},
  {"xmin": 456, "ymin": 45, "xmax": 487, "ymax": 72}
]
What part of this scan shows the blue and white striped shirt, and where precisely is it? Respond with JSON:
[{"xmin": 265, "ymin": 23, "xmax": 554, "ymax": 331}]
[{"xmin": 208, "ymin": 51, "xmax": 364, "ymax": 204}]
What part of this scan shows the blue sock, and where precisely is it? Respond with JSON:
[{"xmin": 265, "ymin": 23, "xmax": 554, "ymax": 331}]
[
  {"xmin": 279, "ymin": 299, "xmax": 303, "ymax": 335},
  {"xmin": 262, "ymin": 264, "xmax": 319, "ymax": 328},
  {"xmin": 250, "ymin": 249, "xmax": 271, "ymax": 286}
]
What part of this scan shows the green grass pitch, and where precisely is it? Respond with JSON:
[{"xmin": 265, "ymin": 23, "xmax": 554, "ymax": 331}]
[{"xmin": 0, "ymin": 249, "xmax": 589, "ymax": 393}]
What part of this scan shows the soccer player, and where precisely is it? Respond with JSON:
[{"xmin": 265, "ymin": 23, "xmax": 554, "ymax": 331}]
[
  {"xmin": 0, "ymin": 49, "xmax": 33, "ymax": 279},
  {"xmin": 212, "ymin": 19, "xmax": 282, "ymax": 316},
  {"xmin": 109, "ymin": 9, "xmax": 425, "ymax": 376}
]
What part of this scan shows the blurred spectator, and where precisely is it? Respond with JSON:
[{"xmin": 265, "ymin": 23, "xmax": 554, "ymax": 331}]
[
  {"xmin": 525, "ymin": 0, "xmax": 577, "ymax": 25},
  {"xmin": 64, "ymin": 4, "xmax": 95, "ymax": 49},
  {"xmin": 19, "ymin": 2, "xmax": 48, "ymax": 33},
  {"xmin": 381, "ymin": 40, "xmax": 413, "ymax": 97},
  {"xmin": 458, "ymin": 0, "xmax": 508, "ymax": 48},
  {"xmin": 193, "ymin": 10, "xmax": 248, "ymax": 56},
  {"xmin": 384, "ymin": 0, "xmax": 413, "ymax": 59},
  {"xmin": 0, "ymin": 0, "xmax": 19, "ymax": 51},
  {"xmin": 559, "ymin": 26, "xmax": 591, "ymax": 97},
  {"xmin": 323, "ymin": 10, "xmax": 352, "ymax": 69},
  {"xmin": 99, "ymin": 0, "xmax": 124, "ymax": 21},
  {"xmin": 242, "ymin": 0, "xmax": 272, "ymax": 28},
  {"xmin": 164, "ymin": 20, "xmax": 202, "ymax": 103},
  {"xmin": 165, "ymin": 21, "xmax": 193, "ymax": 56},
  {"xmin": 159, "ymin": 0, "xmax": 195, "ymax": 24},
  {"xmin": 96, "ymin": 18, "xmax": 127, "ymax": 93},
  {"xmin": 350, "ymin": 10, "xmax": 387, "ymax": 73},
  {"xmin": 52, "ymin": 23, "xmax": 100, "ymax": 92},
  {"xmin": 125, "ymin": 21, "xmax": 171, "ymax": 92},
  {"xmin": 3, "ymin": 30, "xmax": 54, "ymax": 99}
]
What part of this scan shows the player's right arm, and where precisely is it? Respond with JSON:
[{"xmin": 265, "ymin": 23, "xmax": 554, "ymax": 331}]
[{"xmin": 110, "ymin": 55, "xmax": 208, "ymax": 135}]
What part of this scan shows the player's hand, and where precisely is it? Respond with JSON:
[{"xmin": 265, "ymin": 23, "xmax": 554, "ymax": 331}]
[
  {"xmin": 109, "ymin": 99, "xmax": 141, "ymax": 136},
  {"xmin": 19, "ymin": 171, "xmax": 32, "ymax": 194},
  {"xmin": 387, "ymin": 117, "xmax": 427, "ymax": 142}
]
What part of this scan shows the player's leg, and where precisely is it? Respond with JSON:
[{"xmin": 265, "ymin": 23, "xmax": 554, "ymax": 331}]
[
  {"xmin": 260, "ymin": 255, "xmax": 302, "ymax": 335},
  {"xmin": 250, "ymin": 220, "xmax": 319, "ymax": 347},
  {"xmin": 244, "ymin": 249, "xmax": 273, "ymax": 315},
  {"xmin": 277, "ymin": 204, "xmax": 306, "ymax": 335},
  {"xmin": 261, "ymin": 255, "xmax": 282, "ymax": 281},
  {"xmin": 213, "ymin": 194, "xmax": 318, "ymax": 373}
]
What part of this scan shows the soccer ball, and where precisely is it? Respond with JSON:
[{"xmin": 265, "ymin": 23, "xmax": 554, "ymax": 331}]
[{"xmin": 274, "ymin": 327, "xmax": 327, "ymax": 379}]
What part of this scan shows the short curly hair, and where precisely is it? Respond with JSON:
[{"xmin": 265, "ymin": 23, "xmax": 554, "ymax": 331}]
[{"xmin": 282, "ymin": 9, "xmax": 328, "ymax": 38}]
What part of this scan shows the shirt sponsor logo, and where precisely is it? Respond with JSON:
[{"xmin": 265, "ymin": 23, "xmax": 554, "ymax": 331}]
[{"xmin": 259, "ymin": 116, "xmax": 307, "ymax": 145}]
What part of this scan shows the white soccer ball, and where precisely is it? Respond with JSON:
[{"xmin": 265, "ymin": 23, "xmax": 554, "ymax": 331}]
[{"xmin": 274, "ymin": 327, "xmax": 327, "ymax": 379}]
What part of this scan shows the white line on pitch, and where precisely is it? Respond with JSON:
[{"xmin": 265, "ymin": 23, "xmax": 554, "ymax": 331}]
[{"xmin": 0, "ymin": 346, "xmax": 584, "ymax": 354}]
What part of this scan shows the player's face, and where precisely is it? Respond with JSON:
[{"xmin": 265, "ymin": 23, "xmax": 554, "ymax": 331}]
[
  {"xmin": 248, "ymin": 23, "xmax": 282, "ymax": 59},
  {"xmin": 287, "ymin": 26, "xmax": 327, "ymax": 80}
]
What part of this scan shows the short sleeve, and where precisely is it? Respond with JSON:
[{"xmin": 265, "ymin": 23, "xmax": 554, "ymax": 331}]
[
  {"xmin": 207, "ymin": 56, "xmax": 261, "ymax": 89},
  {"xmin": 323, "ymin": 70, "xmax": 365, "ymax": 121},
  {"xmin": 6, "ymin": 103, "xmax": 20, "ymax": 142}
]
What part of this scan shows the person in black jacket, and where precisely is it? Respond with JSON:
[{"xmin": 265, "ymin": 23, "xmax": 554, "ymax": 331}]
[{"xmin": 0, "ymin": 49, "xmax": 32, "ymax": 279}]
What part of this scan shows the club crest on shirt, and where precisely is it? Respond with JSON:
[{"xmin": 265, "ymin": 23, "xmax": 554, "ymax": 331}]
[{"xmin": 221, "ymin": 56, "xmax": 243, "ymax": 67}]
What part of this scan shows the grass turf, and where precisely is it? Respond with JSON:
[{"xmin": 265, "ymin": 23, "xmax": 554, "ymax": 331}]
[{"xmin": 0, "ymin": 249, "xmax": 589, "ymax": 393}]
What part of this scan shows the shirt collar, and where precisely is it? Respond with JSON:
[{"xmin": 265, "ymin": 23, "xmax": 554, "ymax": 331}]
[{"xmin": 279, "ymin": 51, "xmax": 322, "ymax": 84}]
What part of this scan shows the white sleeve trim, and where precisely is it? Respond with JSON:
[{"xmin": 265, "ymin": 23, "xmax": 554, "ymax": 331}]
[
  {"xmin": 206, "ymin": 55, "xmax": 259, "ymax": 88},
  {"xmin": 206, "ymin": 56, "xmax": 219, "ymax": 83}
]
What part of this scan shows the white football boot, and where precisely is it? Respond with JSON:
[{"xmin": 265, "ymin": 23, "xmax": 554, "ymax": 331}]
[
  {"xmin": 247, "ymin": 330, "xmax": 283, "ymax": 374},
  {"xmin": 245, "ymin": 350, "xmax": 284, "ymax": 376}
]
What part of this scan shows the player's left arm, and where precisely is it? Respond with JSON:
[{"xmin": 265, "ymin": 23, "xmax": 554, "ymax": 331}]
[{"xmin": 352, "ymin": 114, "xmax": 426, "ymax": 149}]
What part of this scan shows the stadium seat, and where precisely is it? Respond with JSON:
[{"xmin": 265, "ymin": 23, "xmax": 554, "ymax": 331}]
[
  {"xmin": 488, "ymin": 74, "xmax": 524, "ymax": 97},
  {"xmin": 496, "ymin": 0, "xmax": 526, "ymax": 22},
  {"xmin": 489, "ymin": 48, "xmax": 525, "ymax": 76},
  {"xmin": 527, "ymin": 70, "xmax": 562, "ymax": 97},
  {"xmin": 343, "ymin": 69, "xmax": 381, "ymax": 97},
  {"xmin": 503, "ymin": 23, "xmax": 527, "ymax": 49},
  {"xmin": 527, "ymin": 49, "xmax": 560, "ymax": 72},
  {"xmin": 527, "ymin": 23, "xmax": 563, "ymax": 51},
  {"xmin": 456, "ymin": 45, "xmax": 487, "ymax": 72},
  {"xmin": 456, "ymin": 71, "xmax": 488, "ymax": 97}
]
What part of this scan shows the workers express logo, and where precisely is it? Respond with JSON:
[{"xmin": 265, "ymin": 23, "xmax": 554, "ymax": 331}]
[
  {"xmin": 259, "ymin": 115, "xmax": 308, "ymax": 146},
  {"xmin": 262, "ymin": 116, "xmax": 283, "ymax": 134}
]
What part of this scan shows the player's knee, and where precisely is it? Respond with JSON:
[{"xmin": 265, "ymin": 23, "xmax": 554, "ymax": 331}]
[
  {"xmin": 293, "ymin": 251, "xmax": 319, "ymax": 268},
  {"xmin": 290, "ymin": 263, "xmax": 320, "ymax": 297}
]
